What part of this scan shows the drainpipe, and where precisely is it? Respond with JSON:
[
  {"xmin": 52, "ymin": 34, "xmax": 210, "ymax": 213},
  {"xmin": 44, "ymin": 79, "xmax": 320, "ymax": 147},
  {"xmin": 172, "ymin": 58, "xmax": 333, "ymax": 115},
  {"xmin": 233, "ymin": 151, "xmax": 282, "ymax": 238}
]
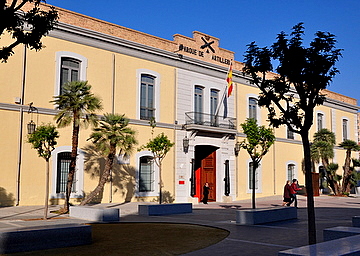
[
  {"xmin": 16, "ymin": 45, "xmax": 27, "ymax": 206},
  {"xmin": 109, "ymin": 53, "xmax": 115, "ymax": 203}
]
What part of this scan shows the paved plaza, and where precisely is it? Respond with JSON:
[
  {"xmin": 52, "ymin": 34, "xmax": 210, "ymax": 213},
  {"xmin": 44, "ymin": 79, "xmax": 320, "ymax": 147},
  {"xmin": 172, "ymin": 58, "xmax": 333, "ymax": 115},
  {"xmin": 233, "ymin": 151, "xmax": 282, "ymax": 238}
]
[{"xmin": 1, "ymin": 195, "xmax": 360, "ymax": 255}]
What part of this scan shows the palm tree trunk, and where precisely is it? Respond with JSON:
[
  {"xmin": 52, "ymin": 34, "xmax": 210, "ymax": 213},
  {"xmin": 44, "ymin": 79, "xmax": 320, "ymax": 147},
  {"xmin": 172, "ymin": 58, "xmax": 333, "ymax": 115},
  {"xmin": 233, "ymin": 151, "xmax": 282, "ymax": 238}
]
[
  {"xmin": 322, "ymin": 159, "xmax": 341, "ymax": 195},
  {"xmin": 80, "ymin": 146, "xmax": 116, "ymax": 206},
  {"xmin": 301, "ymin": 132, "xmax": 316, "ymax": 244},
  {"xmin": 64, "ymin": 116, "xmax": 80, "ymax": 212},
  {"xmin": 44, "ymin": 159, "xmax": 50, "ymax": 219},
  {"xmin": 342, "ymin": 149, "xmax": 352, "ymax": 193}
]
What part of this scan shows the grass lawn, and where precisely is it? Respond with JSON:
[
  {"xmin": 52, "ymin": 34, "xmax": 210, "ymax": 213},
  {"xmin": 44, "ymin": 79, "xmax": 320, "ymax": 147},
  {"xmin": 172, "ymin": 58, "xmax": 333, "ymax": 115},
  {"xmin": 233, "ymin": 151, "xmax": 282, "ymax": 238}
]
[{"xmin": 13, "ymin": 222, "xmax": 229, "ymax": 256}]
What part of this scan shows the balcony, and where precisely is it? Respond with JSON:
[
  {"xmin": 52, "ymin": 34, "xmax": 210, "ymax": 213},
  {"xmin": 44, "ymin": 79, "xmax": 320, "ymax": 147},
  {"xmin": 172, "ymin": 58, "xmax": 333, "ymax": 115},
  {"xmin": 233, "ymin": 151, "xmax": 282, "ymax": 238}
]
[{"xmin": 184, "ymin": 112, "xmax": 237, "ymax": 134}]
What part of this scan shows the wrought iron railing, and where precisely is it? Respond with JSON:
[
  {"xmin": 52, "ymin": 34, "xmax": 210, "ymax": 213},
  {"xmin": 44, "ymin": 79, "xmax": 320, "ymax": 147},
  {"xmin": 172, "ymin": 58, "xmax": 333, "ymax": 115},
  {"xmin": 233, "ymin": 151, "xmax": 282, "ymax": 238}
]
[{"xmin": 185, "ymin": 112, "xmax": 236, "ymax": 130}]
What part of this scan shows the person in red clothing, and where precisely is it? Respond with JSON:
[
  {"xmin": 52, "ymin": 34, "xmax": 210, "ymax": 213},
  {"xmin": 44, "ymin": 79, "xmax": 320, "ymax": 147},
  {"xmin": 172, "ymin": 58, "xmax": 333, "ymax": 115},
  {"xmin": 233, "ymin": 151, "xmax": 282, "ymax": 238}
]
[
  {"xmin": 282, "ymin": 180, "xmax": 292, "ymax": 206},
  {"xmin": 289, "ymin": 179, "xmax": 302, "ymax": 207}
]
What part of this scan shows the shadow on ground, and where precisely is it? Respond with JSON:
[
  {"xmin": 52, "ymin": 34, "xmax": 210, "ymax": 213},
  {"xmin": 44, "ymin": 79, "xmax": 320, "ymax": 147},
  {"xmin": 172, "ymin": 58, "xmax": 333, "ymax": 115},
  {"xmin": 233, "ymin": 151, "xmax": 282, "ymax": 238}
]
[{"xmin": 11, "ymin": 223, "xmax": 229, "ymax": 256}]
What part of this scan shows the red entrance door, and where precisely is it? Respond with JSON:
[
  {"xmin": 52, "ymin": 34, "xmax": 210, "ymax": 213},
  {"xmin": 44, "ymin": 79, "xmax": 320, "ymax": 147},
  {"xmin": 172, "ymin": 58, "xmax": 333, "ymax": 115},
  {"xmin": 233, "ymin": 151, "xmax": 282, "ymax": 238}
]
[
  {"xmin": 195, "ymin": 146, "xmax": 216, "ymax": 202},
  {"xmin": 201, "ymin": 151, "xmax": 216, "ymax": 201}
]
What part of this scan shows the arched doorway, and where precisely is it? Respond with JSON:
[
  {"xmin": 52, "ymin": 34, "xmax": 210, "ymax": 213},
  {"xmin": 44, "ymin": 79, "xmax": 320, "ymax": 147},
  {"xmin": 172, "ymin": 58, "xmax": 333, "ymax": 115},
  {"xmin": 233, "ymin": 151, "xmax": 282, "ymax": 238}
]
[{"xmin": 194, "ymin": 145, "xmax": 218, "ymax": 202}]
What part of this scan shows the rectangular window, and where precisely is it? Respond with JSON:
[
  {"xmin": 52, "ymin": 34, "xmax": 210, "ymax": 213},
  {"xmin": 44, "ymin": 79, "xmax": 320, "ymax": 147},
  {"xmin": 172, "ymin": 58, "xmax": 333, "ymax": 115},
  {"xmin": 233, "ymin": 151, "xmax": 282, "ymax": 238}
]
[
  {"xmin": 287, "ymin": 164, "xmax": 295, "ymax": 181},
  {"xmin": 249, "ymin": 162, "xmax": 258, "ymax": 190},
  {"xmin": 140, "ymin": 75, "xmax": 155, "ymax": 120},
  {"xmin": 249, "ymin": 98, "xmax": 257, "ymax": 120},
  {"xmin": 139, "ymin": 156, "xmax": 154, "ymax": 192},
  {"xmin": 287, "ymin": 126, "xmax": 294, "ymax": 140},
  {"xmin": 210, "ymin": 89, "xmax": 218, "ymax": 126},
  {"xmin": 194, "ymin": 86, "xmax": 203, "ymax": 124},
  {"xmin": 56, "ymin": 152, "xmax": 76, "ymax": 193},
  {"xmin": 317, "ymin": 113, "xmax": 323, "ymax": 131},
  {"xmin": 343, "ymin": 119, "xmax": 348, "ymax": 141},
  {"xmin": 60, "ymin": 58, "xmax": 80, "ymax": 94}
]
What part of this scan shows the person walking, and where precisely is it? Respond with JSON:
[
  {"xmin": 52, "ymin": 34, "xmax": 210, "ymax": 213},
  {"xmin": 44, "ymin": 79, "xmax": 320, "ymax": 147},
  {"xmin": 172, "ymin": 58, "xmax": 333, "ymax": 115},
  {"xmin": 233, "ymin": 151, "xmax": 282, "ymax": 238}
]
[
  {"xmin": 290, "ymin": 179, "xmax": 302, "ymax": 207},
  {"xmin": 282, "ymin": 180, "xmax": 292, "ymax": 206},
  {"xmin": 202, "ymin": 182, "xmax": 210, "ymax": 204}
]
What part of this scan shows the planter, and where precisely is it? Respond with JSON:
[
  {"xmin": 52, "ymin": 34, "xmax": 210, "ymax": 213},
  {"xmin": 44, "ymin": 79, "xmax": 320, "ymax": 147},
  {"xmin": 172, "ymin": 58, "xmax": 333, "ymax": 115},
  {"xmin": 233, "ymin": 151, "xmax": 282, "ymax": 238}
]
[
  {"xmin": 139, "ymin": 203, "xmax": 192, "ymax": 216},
  {"xmin": 236, "ymin": 207, "xmax": 297, "ymax": 225}
]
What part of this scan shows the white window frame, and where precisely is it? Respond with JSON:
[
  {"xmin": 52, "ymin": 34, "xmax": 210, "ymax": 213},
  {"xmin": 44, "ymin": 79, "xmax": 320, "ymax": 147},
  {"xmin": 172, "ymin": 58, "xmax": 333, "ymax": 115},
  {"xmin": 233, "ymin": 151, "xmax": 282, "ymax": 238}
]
[
  {"xmin": 246, "ymin": 159, "xmax": 262, "ymax": 193},
  {"xmin": 342, "ymin": 117, "xmax": 349, "ymax": 141},
  {"xmin": 316, "ymin": 111, "xmax": 325, "ymax": 131},
  {"xmin": 51, "ymin": 146, "xmax": 84, "ymax": 199},
  {"xmin": 286, "ymin": 161, "xmax": 298, "ymax": 181},
  {"xmin": 135, "ymin": 151, "xmax": 159, "ymax": 197},
  {"xmin": 136, "ymin": 69, "xmax": 160, "ymax": 121},
  {"xmin": 55, "ymin": 51, "xmax": 88, "ymax": 97},
  {"xmin": 247, "ymin": 94, "xmax": 260, "ymax": 123}
]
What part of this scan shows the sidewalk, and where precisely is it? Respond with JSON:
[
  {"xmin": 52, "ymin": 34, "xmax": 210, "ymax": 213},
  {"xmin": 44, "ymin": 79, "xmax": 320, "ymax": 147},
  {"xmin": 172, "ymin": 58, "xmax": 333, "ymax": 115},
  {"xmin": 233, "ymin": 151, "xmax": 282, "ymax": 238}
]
[{"xmin": 1, "ymin": 195, "xmax": 360, "ymax": 255}]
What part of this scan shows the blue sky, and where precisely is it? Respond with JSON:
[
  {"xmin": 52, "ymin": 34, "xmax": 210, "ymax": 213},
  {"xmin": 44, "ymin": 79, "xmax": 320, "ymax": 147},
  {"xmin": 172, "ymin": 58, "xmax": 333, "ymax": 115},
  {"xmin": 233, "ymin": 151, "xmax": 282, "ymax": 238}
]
[{"xmin": 46, "ymin": 0, "xmax": 360, "ymax": 103}]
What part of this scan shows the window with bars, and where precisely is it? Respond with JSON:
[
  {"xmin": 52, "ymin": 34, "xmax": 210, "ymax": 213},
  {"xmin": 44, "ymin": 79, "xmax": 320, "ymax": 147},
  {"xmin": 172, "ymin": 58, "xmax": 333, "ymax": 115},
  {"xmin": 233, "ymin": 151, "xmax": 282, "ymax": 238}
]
[
  {"xmin": 139, "ymin": 156, "xmax": 155, "ymax": 192},
  {"xmin": 140, "ymin": 74, "xmax": 155, "ymax": 120},
  {"xmin": 249, "ymin": 162, "xmax": 258, "ymax": 190},
  {"xmin": 56, "ymin": 152, "xmax": 76, "ymax": 193}
]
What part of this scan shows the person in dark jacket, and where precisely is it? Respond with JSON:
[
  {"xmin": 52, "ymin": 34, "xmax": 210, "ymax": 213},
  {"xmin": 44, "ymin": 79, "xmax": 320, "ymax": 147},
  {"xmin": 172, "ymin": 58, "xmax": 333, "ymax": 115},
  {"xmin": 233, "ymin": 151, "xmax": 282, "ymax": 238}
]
[
  {"xmin": 282, "ymin": 180, "xmax": 292, "ymax": 206},
  {"xmin": 202, "ymin": 182, "xmax": 210, "ymax": 204}
]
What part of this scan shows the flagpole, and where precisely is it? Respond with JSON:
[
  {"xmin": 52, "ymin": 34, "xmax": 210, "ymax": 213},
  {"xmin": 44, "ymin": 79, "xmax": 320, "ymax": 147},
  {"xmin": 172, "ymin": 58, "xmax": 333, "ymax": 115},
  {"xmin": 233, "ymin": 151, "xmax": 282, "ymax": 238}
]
[{"xmin": 214, "ymin": 60, "xmax": 232, "ymax": 118}]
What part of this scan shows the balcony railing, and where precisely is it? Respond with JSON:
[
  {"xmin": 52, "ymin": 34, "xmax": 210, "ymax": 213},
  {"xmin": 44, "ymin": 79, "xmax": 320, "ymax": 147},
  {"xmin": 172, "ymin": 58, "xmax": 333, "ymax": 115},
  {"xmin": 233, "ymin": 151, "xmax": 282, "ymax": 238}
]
[{"xmin": 185, "ymin": 112, "xmax": 236, "ymax": 130}]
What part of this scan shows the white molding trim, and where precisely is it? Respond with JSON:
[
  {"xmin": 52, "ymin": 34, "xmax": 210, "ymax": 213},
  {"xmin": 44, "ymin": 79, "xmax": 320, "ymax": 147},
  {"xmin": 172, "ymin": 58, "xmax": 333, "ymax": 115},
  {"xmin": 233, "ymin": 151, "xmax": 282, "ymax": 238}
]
[
  {"xmin": 54, "ymin": 51, "xmax": 88, "ymax": 97},
  {"xmin": 50, "ymin": 146, "xmax": 84, "ymax": 199}
]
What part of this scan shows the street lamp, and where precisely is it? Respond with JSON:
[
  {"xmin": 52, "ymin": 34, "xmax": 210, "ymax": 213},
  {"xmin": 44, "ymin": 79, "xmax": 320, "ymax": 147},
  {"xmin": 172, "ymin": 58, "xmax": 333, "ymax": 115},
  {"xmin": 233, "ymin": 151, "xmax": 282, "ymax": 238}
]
[
  {"xmin": 183, "ymin": 136, "xmax": 189, "ymax": 153},
  {"xmin": 234, "ymin": 141, "xmax": 241, "ymax": 156},
  {"xmin": 27, "ymin": 102, "xmax": 38, "ymax": 134},
  {"xmin": 27, "ymin": 120, "xmax": 36, "ymax": 134}
]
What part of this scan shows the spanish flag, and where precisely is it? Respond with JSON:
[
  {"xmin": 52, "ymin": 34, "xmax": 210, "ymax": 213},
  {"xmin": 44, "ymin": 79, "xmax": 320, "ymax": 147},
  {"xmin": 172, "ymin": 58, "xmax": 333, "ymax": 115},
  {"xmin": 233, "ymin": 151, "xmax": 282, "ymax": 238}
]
[{"xmin": 226, "ymin": 62, "xmax": 233, "ymax": 97}]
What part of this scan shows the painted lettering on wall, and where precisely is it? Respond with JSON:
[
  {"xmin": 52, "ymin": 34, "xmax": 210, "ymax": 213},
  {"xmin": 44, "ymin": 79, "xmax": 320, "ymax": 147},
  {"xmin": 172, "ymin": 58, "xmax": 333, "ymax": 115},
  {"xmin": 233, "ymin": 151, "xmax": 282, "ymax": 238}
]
[{"xmin": 178, "ymin": 44, "xmax": 231, "ymax": 65}]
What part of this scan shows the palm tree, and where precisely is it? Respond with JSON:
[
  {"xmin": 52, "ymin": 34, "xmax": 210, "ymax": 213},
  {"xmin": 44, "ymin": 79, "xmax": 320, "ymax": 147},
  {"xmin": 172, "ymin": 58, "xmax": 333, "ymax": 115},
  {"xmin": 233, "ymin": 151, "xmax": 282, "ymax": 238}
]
[
  {"xmin": 311, "ymin": 128, "xmax": 341, "ymax": 195},
  {"xmin": 339, "ymin": 139, "xmax": 360, "ymax": 193},
  {"xmin": 51, "ymin": 81, "xmax": 102, "ymax": 212},
  {"xmin": 80, "ymin": 113, "xmax": 137, "ymax": 205}
]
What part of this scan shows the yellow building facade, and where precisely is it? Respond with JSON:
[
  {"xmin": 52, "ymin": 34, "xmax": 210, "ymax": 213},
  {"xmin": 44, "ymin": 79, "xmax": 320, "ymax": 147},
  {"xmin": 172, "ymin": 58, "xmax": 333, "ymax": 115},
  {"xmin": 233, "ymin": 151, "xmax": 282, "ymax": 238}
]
[{"xmin": 0, "ymin": 4, "xmax": 358, "ymax": 206}]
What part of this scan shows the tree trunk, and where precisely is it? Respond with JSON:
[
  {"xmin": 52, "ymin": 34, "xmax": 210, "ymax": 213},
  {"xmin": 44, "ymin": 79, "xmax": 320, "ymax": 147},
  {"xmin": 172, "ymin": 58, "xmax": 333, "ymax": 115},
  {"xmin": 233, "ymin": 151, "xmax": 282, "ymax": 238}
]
[
  {"xmin": 159, "ymin": 161, "xmax": 162, "ymax": 204},
  {"xmin": 322, "ymin": 159, "xmax": 341, "ymax": 195},
  {"xmin": 301, "ymin": 132, "xmax": 316, "ymax": 244},
  {"xmin": 44, "ymin": 159, "xmax": 50, "ymax": 220},
  {"xmin": 80, "ymin": 146, "xmax": 116, "ymax": 206},
  {"xmin": 252, "ymin": 160, "xmax": 257, "ymax": 209},
  {"xmin": 64, "ymin": 115, "xmax": 80, "ymax": 213},
  {"xmin": 342, "ymin": 149, "xmax": 352, "ymax": 193}
]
